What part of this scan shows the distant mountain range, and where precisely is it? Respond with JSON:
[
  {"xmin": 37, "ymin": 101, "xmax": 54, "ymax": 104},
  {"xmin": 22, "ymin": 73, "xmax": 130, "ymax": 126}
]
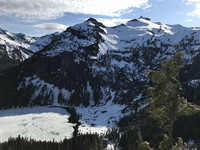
[{"xmin": 1, "ymin": 17, "xmax": 200, "ymax": 108}]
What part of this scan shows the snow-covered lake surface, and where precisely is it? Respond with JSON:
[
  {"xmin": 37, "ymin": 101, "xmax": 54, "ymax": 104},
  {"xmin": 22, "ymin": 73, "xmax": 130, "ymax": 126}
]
[
  {"xmin": 0, "ymin": 107, "xmax": 74, "ymax": 142},
  {"xmin": 0, "ymin": 101, "xmax": 126, "ymax": 143}
]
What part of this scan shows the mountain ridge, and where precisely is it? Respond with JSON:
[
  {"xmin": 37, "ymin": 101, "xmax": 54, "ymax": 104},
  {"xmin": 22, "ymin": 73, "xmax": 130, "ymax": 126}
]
[{"xmin": 1, "ymin": 17, "xmax": 200, "ymax": 109}]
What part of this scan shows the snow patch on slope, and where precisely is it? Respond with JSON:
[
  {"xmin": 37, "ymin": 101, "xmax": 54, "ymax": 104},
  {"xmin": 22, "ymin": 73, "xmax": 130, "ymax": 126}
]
[
  {"xmin": 76, "ymin": 98, "xmax": 127, "ymax": 134},
  {"xmin": 18, "ymin": 76, "xmax": 71, "ymax": 105},
  {"xmin": 99, "ymin": 33, "xmax": 118, "ymax": 51}
]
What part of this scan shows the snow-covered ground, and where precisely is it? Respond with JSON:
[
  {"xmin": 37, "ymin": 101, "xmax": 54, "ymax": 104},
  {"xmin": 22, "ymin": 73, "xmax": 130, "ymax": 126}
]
[
  {"xmin": 0, "ymin": 107, "xmax": 74, "ymax": 142},
  {"xmin": 0, "ymin": 102, "xmax": 127, "ymax": 143},
  {"xmin": 77, "ymin": 100, "xmax": 126, "ymax": 135}
]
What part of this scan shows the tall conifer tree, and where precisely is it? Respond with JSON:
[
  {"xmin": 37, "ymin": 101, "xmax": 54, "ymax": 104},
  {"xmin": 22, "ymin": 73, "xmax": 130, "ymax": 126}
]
[{"xmin": 146, "ymin": 52, "xmax": 200, "ymax": 149}]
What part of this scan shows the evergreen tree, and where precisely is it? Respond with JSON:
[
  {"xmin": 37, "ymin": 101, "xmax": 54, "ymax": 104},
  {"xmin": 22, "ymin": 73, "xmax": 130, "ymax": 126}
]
[
  {"xmin": 132, "ymin": 100, "xmax": 143, "ymax": 145},
  {"xmin": 145, "ymin": 52, "xmax": 200, "ymax": 149}
]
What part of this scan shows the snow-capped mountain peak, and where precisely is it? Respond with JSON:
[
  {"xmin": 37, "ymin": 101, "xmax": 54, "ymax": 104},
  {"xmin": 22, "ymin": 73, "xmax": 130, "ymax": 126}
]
[
  {"xmin": 2, "ymin": 17, "xmax": 200, "ymax": 147},
  {"xmin": 1, "ymin": 17, "xmax": 200, "ymax": 109}
]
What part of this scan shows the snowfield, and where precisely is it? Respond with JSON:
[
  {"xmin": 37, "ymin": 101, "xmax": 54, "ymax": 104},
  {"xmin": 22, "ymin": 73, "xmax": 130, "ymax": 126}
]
[
  {"xmin": 0, "ymin": 107, "xmax": 75, "ymax": 142},
  {"xmin": 77, "ymin": 100, "xmax": 127, "ymax": 135},
  {"xmin": 0, "ymin": 101, "xmax": 127, "ymax": 143}
]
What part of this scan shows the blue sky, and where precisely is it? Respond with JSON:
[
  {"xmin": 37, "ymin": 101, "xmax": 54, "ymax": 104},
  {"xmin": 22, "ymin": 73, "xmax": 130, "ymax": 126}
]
[{"xmin": 0, "ymin": 0, "xmax": 200, "ymax": 37}]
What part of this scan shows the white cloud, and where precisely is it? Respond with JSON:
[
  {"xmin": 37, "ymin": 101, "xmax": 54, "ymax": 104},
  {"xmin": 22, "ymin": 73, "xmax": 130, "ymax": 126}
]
[
  {"xmin": 142, "ymin": 3, "xmax": 152, "ymax": 9},
  {"xmin": 184, "ymin": 0, "xmax": 200, "ymax": 17},
  {"xmin": 154, "ymin": 0, "xmax": 164, "ymax": 2},
  {"xmin": 185, "ymin": 0, "xmax": 200, "ymax": 4},
  {"xmin": 34, "ymin": 23, "xmax": 68, "ymax": 32},
  {"xmin": 0, "ymin": 0, "xmax": 149, "ymax": 21},
  {"xmin": 96, "ymin": 18, "xmax": 131, "ymax": 27},
  {"xmin": 185, "ymin": 19, "xmax": 193, "ymax": 22}
]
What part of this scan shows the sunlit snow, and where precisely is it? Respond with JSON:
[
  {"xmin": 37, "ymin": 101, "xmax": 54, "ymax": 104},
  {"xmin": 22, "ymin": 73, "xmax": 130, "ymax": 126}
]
[
  {"xmin": 0, "ymin": 107, "xmax": 74, "ymax": 142},
  {"xmin": 0, "ymin": 99, "xmax": 127, "ymax": 143}
]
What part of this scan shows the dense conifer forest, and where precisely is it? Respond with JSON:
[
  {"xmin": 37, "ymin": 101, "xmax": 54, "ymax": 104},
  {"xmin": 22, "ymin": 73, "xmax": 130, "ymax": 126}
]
[{"xmin": 0, "ymin": 134, "xmax": 107, "ymax": 150}]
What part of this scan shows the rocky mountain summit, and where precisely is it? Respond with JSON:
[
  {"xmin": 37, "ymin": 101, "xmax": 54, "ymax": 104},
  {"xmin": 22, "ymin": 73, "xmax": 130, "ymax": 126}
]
[{"xmin": 1, "ymin": 17, "xmax": 200, "ymax": 108}]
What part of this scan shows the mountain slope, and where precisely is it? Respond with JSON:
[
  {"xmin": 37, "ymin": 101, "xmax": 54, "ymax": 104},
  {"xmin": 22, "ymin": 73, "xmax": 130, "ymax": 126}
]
[
  {"xmin": 0, "ymin": 29, "xmax": 59, "ymax": 71},
  {"xmin": 1, "ymin": 17, "xmax": 200, "ymax": 109}
]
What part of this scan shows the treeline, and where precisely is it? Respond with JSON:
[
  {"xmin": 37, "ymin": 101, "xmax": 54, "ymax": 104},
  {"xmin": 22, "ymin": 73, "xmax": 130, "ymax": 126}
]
[{"xmin": 0, "ymin": 134, "xmax": 107, "ymax": 150}]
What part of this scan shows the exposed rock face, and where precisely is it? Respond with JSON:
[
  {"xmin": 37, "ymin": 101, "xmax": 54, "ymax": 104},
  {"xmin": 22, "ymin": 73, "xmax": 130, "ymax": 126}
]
[{"xmin": 1, "ymin": 17, "xmax": 200, "ymax": 108}]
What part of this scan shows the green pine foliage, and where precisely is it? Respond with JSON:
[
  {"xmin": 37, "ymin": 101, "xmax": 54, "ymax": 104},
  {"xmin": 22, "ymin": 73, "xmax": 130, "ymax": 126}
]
[
  {"xmin": 66, "ymin": 107, "xmax": 81, "ymax": 123},
  {"xmin": 138, "ymin": 141, "xmax": 153, "ymax": 150},
  {"xmin": 118, "ymin": 113, "xmax": 164, "ymax": 149},
  {"xmin": 145, "ymin": 52, "xmax": 200, "ymax": 149},
  {"xmin": 119, "ymin": 129, "xmax": 138, "ymax": 150},
  {"xmin": 173, "ymin": 112, "xmax": 200, "ymax": 143},
  {"xmin": 105, "ymin": 128, "xmax": 120, "ymax": 150},
  {"xmin": 173, "ymin": 137, "xmax": 187, "ymax": 150}
]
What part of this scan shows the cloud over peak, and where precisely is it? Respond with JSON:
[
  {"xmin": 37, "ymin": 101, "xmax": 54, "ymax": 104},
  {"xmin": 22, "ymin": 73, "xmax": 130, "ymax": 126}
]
[
  {"xmin": 0, "ymin": 0, "xmax": 149, "ymax": 21},
  {"xmin": 34, "ymin": 23, "xmax": 68, "ymax": 32}
]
